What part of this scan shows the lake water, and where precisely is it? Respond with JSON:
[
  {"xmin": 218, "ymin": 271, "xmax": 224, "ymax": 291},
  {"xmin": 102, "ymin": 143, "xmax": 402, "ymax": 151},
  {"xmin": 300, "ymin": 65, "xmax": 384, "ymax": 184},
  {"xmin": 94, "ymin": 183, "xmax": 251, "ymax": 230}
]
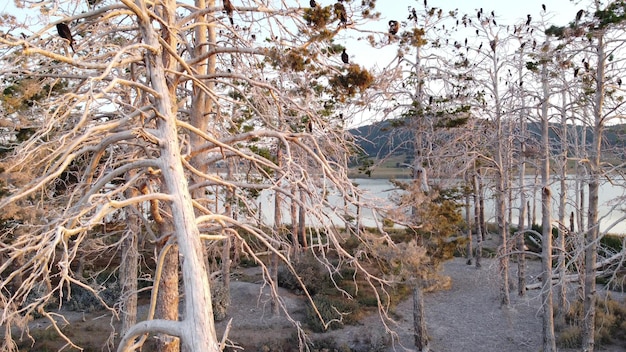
[{"xmin": 255, "ymin": 177, "xmax": 626, "ymax": 235}]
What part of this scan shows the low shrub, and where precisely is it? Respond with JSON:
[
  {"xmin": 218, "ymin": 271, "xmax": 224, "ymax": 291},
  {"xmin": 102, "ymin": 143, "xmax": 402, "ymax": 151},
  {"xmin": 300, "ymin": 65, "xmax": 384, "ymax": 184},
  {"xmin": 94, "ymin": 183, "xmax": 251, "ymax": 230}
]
[
  {"xmin": 558, "ymin": 296, "xmax": 626, "ymax": 348},
  {"xmin": 277, "ymin": 254, "xmax": 331, "ymax": 295},
  {"xmin": 305, "ymin": 294, "xmax": 359, "ymax": 332},
  {"xmin": 556, "ymin": 325, "xmax": 582, "ymax": 348}
]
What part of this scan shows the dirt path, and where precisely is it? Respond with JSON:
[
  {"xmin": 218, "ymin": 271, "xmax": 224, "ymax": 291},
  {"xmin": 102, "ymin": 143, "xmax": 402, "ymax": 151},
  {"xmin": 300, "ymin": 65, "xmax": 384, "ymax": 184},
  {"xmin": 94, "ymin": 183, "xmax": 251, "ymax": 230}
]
[{"xmin": 389, "ymin": 257, "xmax": 545, "ymax": 352}]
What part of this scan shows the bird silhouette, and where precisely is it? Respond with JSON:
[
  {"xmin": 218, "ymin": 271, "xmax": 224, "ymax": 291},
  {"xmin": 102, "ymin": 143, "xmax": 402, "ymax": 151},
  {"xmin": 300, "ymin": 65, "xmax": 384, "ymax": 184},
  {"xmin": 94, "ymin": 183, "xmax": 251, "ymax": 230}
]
[
  {"xmin": 576, "ymin": 9, "xmax": 584, "ymax": 24},
  {"xmin": 335, "ymin": 2, "xmax": 347, "ymax": 24},
  {"xmin": 574, "ymin": 67, "xmax": 580, "ymax": 77},
  {"xmin": 310, "ymin": 0, "xmax": 316, "ymax": 7},
  {"xmin": 388, "ymin": 20, "xmax": 399, "ymax": 35},
  {"xmin": 223, "ymin": 0, "xmax": 234, "ymax": 25},
  {"xmin": 341, "ymin": 49, "xmax": 348, "ymax": 64},
  {"xmin": 526, "ymin": 14, "xmax": 531, "ymax": 26},
  {"xmin": 542, "ymin": 4, "xmax": 546, "ymax": 11},
  {"xmin": 56, "ymin": 23, "xmax": 75, "ymax": 53}
]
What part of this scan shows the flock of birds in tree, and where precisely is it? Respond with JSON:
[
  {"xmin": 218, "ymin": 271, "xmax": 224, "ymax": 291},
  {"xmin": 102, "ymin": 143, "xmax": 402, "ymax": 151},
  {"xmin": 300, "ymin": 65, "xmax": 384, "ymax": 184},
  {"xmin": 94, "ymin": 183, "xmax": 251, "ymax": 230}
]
[
  {"xmin": 308, "ymin": 0, "xmax": 351, "ymax": 64},
  {"xmin": 51, "ymin": 1, "xmax": 621, "ymax": 88}
]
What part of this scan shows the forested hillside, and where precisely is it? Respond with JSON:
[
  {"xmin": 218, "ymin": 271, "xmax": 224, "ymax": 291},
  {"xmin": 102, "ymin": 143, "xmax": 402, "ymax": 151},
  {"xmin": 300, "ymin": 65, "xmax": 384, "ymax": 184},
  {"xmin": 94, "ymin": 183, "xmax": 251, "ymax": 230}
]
[{"xmin": 350, "ymin": 120, "xmax": 626, "ymax": 161}]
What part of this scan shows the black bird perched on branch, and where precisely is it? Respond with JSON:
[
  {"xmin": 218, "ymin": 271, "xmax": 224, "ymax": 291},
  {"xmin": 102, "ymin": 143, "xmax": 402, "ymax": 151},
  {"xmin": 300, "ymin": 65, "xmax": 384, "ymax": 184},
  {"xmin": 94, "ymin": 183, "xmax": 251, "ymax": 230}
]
[
  {"xmin": 335, "ymin": 2, "xmax": 347, "ymax": 24},
  {"xmin": 526, "ymin": 14, "xmax": 531, "ymax": 26},
  {"xmin": 223, "ymin": 0, "xmax": 234, "ymax": 25},
  {"xmin": 341, "ymin": 49, "xmax": 349, "ymax": 64},
  {"xmin": 542, "ymin": 4, "xmax": 546, "ymax": 11},
  {"xmin": 576, "ymin": 9, "xmax": 584, "ymax": 24},
  {"xmin": 310, "ymin": 0, "xmax": 316, "ymax": 7},
  {"xmin": 574, "ymin": 67, "xmax": 580, "ymax": 77},
  {"xmin": 408, "ymin": 7, "xmax": 417, "ymax": 22},
  {"xmin": 388, "ymin": 20, "xmax": 399, "ymax": 35},
  {"xmin": 56, "ymin": 23, "xmax": 75, "ymax": 53},
  {"xmin": 618, "ymin": 78, "xmax": 622, "ymax": 87}
]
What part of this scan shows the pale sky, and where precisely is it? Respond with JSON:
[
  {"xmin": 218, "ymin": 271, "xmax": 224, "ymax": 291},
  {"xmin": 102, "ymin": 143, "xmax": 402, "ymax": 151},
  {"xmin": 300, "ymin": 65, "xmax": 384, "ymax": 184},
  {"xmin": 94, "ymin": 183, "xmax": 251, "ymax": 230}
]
[{"xmin": 347, "ymin": 0, "xmax": 581, "ymax": 68}]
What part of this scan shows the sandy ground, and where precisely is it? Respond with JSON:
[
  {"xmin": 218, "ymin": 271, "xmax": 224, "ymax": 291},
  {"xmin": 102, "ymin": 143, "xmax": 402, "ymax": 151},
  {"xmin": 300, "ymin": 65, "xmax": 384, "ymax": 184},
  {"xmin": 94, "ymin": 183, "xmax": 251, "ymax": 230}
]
[
  {"xmin": 15, "ymin": 256, "xmax": 625, "ymax": 351},
  {"xmin": 214, "ymin": 257, "xmax": 539, "ymax": 351},
  {"xmin": 217, "ymin": 257, "xmax": 625, "ymax": 352}
]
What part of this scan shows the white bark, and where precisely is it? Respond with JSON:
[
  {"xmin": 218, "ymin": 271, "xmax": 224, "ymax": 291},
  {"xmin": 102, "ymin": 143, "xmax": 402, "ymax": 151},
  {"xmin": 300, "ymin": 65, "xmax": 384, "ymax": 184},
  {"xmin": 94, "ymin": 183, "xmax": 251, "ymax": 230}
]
[
  {"xmin": 539, "ymin": 55, "xmax": 556, "ymax": 352},
  {"xmin": 583, "ymin": 32, "xmax": 606, "ymax": 352},
  {"xmin": 118, "ymin": 0, "xmax": 218, "ymax": 349}
]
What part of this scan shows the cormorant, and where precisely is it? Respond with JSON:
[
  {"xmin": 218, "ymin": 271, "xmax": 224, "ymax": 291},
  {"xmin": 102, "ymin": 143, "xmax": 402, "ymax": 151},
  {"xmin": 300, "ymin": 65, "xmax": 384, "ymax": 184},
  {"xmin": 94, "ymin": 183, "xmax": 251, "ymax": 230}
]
[
  {"xmin": 335, "ymin": 2, "xmax": 347, "ymax": 24},
  {"xmin": 223, "ymin": 0, "xmax": 234, "ymax": 25},
  {"xmin": 388, "ymin": 20, "xmax": 399, "ymax": 35},
  {"xmin": 576, "ymin": 9, "xmax": 584, "ymax": 23},
  {"xmin": 542, "ymin": 4, "xmax": 546, "ymax": 11},
  {"xmin": 618, "ymin": 78, "xmax": 622, "ymax": 87},
  {"xmin": 574, "ymin": 67, "xmax": 580, "ymax": 77},
  {"xmin": 310, "ymin": 0, "xmax": 316, "ymax": 7},
  {"xmin": 341, "ymin": 49, "xmax": 348, "ymax": 64},
  {"xmin": 526, "ymin": 14, "xmax": 531, "ymax": 26},
  {"xmin": 56, "ymin": 23, "xmax": 75, "ymax": 53}
]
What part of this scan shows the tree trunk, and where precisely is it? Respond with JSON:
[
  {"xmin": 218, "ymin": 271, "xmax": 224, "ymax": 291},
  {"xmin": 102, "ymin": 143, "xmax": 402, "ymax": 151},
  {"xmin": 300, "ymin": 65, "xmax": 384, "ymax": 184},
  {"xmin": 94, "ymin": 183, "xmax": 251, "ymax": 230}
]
[
  {"xmin": 495, "ymin": 166, "xmax": 510, "ymax": 306},
  {"xmin": 516, "ymin": 52, "xmax": 528, "ymax": 297},
  {"xmin": 126, "ymin": 2, "xmax": 219, "ymax": 349},
  {"xmin": 413, "ymin": 282, "xmax": 429, "ymax": 352},
  {"xmin": 532, "ymin": 172, "xmax": 538, "ymax": 226},
  {"xmin": 477, "ymin": 172, "xmax": 487, "ymax": 245},
  {"xmin": 298, "ymin": 188, "xmax": 307, "ymax": 250},
  {"xmin": 555, "ymin": 91, "xmax": 569, "ymax": 325},
  {"xmin": 120, "ymin": 212, "xmax": 139, "ymax": 336},
  {"xmin": 465, "ymin": 173, "xmax": 473, "ymax": 265},
  {"xmin": 271, "ymin": 147, "xmax": 282, "ymax": 316},
  {"xmin": 473, "ymin": 172, "xmax": 482, "ymax": 269},
  {"xmin": 583, "ymin": 34, "xmax": 606, "ymax": 352},
  {"xmin": 120, "ymin": 172, "xmax": 140, "ymax": 337},
  {"xmin": 539, "ymin": 57, "xmax": 556, "ymax": 351},
  {"xmin": 156, "ymin": 242, "xmax": 180, "ymax": 352},
  {"xmin": 290, "ymin": 184, "xmax": 300, "ymax": 256},
  {"xmin": 517, "ymin": 199, "xmax": 526, "ymax": 297}
]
